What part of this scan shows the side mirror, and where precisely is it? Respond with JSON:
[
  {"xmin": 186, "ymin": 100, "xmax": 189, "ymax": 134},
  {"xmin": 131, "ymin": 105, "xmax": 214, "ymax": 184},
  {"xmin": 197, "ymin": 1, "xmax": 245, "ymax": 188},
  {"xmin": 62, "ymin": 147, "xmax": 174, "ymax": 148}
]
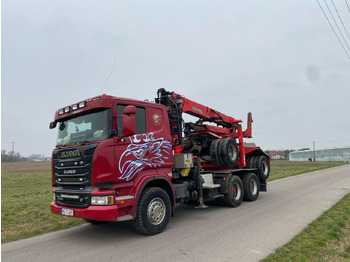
[
  {"xmin": 122, "ymin": 106, "xmax": 136, "ymax": 137},
  {"xmin": 124, "ymin": 105, "xmax": 136, "ymax": 115},
  {"xmin": 49, "ymin": 121, "xmax": 57, "ymax": 129}
]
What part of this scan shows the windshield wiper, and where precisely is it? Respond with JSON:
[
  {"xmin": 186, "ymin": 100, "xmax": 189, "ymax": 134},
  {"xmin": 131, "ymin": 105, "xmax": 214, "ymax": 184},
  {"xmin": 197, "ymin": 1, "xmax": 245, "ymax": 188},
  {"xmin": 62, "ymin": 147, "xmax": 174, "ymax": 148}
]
[{"xmin": 73, "ymin": 140, "xmax": 89, "ymax": 145}]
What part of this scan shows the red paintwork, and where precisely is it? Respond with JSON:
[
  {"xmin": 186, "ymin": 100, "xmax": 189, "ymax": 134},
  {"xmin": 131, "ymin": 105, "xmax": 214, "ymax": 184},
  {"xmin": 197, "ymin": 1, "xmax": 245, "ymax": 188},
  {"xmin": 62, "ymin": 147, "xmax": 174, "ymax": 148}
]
[
  {"xmin": 51, "ymin": 202, "xmax": 118, "ymax": 221},
  {"xmin": 91, "ymin": 139, "xmax": 115, "ymax": 185},
  {"xmin": 129, "ymin": 169, "xmax": 175, "ymax": 217},
  {"xmin": 242, "ymin": 112, "xmax": 253, "ymax": 138},
  {"xmin": 51, "ymin": 156, "xmax": 54, "ymax": 185},
  {"xmin": 54, "ymin": 94, "xmax": 114, "ymax": 121},
  {"xmin": 173, "ymin": 93, "xmax": 242, "ymax": 125}
]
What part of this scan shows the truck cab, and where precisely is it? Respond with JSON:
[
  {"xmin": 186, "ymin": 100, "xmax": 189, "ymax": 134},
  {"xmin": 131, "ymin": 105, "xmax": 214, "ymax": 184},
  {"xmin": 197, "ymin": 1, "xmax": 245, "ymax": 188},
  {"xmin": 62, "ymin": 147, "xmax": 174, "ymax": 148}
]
[{"xmin": 50, "ymin": 95, "xmax": 175, "ymax": 228}]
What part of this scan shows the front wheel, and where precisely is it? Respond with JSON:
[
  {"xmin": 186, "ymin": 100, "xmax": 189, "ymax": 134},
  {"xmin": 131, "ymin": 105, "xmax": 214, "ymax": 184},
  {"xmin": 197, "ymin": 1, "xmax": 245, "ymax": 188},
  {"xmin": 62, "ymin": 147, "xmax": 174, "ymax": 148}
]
[
  {"xmin": 133, "ymin": 187, "xmax": 171, "ymax": 235},
  {"xmin": 224, "ymin": 175, "xmax": 244, "ymax": 207}
]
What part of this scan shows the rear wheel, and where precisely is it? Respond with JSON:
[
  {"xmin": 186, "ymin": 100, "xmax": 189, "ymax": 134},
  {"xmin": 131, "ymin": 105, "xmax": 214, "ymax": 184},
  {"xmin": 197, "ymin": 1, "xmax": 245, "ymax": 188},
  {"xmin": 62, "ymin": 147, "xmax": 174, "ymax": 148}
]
[
  {"xmin": 246, "ymin": 156, "xmax": 256, "ymax": 168},
  {"xmin": 255, "ymin": 156, "xmax": 270, "ymax": 180},
  {"xmin": 133, "ymin": 187, "xmax": 171, "ymax": 235},
  {"xmin": 242, "ymin": 173, "xmax": 260, "ymax": 201},
  {"xmin": 224, "ymin": 175, "xmax": 243, "ymax": 207}
]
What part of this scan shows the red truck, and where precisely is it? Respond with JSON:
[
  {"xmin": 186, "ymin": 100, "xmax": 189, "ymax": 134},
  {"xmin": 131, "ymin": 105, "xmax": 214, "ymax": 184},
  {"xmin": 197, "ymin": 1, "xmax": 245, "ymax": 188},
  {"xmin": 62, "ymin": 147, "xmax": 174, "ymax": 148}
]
[{"xmin": 49, "ymin": 88, "xmax": 270, "ymax": 235}]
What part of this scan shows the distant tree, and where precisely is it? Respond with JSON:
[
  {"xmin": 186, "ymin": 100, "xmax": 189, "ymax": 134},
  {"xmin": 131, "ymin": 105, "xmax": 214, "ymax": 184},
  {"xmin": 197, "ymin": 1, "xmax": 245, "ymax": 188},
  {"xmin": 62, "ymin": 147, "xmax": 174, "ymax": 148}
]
[
  {"xmin": 283, "ymin": 149, "xmax": 295, "ymax": 160},
  {"xmin": 28, "ymin": 154, "xmax": 45, "ymax": 161},
  {"xmin": 1, "ymin": 151, "xmax": 27, "ymax": 162}
]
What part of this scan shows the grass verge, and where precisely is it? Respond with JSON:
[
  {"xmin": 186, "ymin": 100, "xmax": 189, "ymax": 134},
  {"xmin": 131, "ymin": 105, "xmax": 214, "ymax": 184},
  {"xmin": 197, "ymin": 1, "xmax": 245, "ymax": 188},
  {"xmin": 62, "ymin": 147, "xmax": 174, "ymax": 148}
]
[
  {"xmin": 1, "ymin": 162, "xmax": 85, "ymax": 243},
  {"xmin": 269, "ymin": 160, "xmax": 344, "ymax": 181},
  {"xmin": 262, "ymin": 193, "xmax": 350, "ymax": 262}
]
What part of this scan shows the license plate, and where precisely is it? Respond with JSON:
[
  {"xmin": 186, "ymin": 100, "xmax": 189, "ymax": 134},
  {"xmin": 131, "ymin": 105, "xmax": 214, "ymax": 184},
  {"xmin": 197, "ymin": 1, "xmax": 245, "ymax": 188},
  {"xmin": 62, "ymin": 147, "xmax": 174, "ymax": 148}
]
[{"xmin": 61, "ymin": 208, "xmax": 74, "ymax": 216}]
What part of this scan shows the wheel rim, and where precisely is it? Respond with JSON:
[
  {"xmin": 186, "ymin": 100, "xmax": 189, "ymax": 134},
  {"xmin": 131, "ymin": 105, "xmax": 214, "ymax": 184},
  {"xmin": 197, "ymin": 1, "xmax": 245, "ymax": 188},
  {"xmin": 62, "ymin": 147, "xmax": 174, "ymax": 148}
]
[
  {"xmin": 250, "ymin": 179, "xmax": 258, "ymax": 195},
  {"xmin": 228, "ymin": 144, "xmax": 237, "ymax": 161},
  {"xmin": 147, "ymin": 198, "xmax": 166, "ymax": 225},
  {"xmin": 232, "ymin": 182, "xmax": 242, "ymax": 200}
]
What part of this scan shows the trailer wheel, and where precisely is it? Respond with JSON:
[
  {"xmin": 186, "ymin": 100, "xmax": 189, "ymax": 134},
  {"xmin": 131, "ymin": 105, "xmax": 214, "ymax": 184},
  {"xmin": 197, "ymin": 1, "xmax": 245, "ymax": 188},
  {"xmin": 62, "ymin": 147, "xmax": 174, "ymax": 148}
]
[
  {"xmin": 224, "ymin": 175, "xmax": 243, "ymax": 207},
  {"xmin": 133, "ymin": 187, "xmax": 171, "ymax": 235},
  {"xmin": 246, "ymin": 156, "xmax": 256, "ymax": 168},
  {"xmin": 242, "ymin": 173, "xmax": 260, "ymax": 201},
  {"xmin": 210, "ymin": 139, "xmax": 223, "ymax": 166},
  {"xmin": 219, "ymin": 138, "xmax": 239, "ymax": 168},
  {"xmin": 255, "ymin": 156, "xmax": 270, "ymax": 180}
]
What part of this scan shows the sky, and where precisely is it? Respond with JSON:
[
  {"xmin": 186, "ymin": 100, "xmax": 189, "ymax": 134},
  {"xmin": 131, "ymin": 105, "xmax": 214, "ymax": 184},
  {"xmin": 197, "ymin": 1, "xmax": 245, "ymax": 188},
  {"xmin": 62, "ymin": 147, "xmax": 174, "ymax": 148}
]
[{"xmin": 2, "ymin": 0, "xmax": 350, "ymax": 157}]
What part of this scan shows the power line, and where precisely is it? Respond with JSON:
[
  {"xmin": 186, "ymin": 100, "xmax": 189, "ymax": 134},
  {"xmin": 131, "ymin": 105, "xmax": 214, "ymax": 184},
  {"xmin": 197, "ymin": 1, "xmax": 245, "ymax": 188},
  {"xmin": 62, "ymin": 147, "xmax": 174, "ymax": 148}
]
[
  {"xmin": 346, "ymin": 0, "xmax": 350, "ymax": 14},
  {"xmin": 332, "ymin": 0, "xmax": 350, "ymax": 42},
  {"xmin": 316, "ymin": 0, "xmax": 350, "ymax": 60},
  {"xmin": 323, "ymin": 0, "xmax": 350, "ymax": 52},
  {"xmin": 317, "ymin": 138, "xmax": 350, "ymax": 143}
]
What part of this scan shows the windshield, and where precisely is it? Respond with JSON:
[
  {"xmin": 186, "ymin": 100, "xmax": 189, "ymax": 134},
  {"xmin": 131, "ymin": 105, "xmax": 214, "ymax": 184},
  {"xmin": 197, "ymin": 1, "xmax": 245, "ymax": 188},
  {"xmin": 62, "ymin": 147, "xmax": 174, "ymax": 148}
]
[{"xmin": 56, "ymin": 109, "xmax": 110, "ymax": 147}]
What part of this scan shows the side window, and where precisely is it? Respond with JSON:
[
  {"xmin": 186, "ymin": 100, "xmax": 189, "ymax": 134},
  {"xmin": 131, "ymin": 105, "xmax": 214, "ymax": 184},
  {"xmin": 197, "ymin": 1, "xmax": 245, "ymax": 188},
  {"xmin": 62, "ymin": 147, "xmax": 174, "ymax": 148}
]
[{"xmin": 116, "ymin": 104, "xmax": 146, "ymax": 136}]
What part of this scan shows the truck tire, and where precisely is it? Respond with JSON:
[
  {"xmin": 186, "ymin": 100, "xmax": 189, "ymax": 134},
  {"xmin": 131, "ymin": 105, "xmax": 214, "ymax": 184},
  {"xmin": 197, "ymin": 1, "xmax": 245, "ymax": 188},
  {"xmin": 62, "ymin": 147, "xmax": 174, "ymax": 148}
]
[
  {"xmin": 133, "ymin": 187, "xmax": 171, "ymax": 235},
  {"xmin": 246, "ymin": 156, "xmax": 256, "ymax": 168},
  {"xmin": 219, "ymin": 138, "xmax": 239, "ymax": 168},
  {"xmin": 242, "ymin": 173, "xmax": 260, "ymax": 201},
  {"xmin": 224, "ymin": 175, "xmax": 243, "ymax": 207},
  {"xmin": 210, "ymin": 139, "xmax": 223, "ymax": 166},
  {"xmin": 254, "ymin": 155, "xmax": 270, "ymax": 180}
]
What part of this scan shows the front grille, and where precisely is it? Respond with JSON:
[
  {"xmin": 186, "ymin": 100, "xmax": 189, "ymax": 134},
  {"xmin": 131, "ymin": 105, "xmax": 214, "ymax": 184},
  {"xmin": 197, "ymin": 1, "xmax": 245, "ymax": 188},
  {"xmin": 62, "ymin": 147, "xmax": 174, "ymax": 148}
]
[
  {"xmin": 52, "ymin": 144, "xmax": 97, "ymax": 186},
  {"xmin": 55, "ymin": 186, "xmax": 92, "ymax": 208}
]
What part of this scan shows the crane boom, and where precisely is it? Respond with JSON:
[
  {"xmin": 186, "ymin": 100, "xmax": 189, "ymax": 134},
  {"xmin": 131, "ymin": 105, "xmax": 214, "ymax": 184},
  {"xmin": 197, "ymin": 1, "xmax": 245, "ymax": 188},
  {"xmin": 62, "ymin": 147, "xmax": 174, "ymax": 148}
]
[{"xmin": 171, "ymin": 92, "xmax": 242, "ymax": 128}]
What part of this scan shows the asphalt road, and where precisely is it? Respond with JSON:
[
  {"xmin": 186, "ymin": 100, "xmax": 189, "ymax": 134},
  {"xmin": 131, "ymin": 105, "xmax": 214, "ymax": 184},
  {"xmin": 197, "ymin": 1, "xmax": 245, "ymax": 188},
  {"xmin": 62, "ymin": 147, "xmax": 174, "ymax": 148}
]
[{"xmin": 2, "ymin": 165, "xmax": 350, "ymax": 262}]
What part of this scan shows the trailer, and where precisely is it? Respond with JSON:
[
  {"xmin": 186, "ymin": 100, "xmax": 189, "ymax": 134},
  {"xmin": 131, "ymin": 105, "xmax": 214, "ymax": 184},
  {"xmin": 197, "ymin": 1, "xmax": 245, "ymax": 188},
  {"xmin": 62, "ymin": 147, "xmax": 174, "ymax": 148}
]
[{"xmin": 49, "ymin": 88, "xmax": 270, "ymax": 235}]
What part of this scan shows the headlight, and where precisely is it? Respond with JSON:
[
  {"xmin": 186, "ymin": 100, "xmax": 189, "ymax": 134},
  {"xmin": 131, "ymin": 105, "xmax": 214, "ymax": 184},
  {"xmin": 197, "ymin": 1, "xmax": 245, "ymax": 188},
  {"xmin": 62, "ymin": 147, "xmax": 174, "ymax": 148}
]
[{"xmin": 91, "ymin": 196, "xmax": 114, "ymax": 205}]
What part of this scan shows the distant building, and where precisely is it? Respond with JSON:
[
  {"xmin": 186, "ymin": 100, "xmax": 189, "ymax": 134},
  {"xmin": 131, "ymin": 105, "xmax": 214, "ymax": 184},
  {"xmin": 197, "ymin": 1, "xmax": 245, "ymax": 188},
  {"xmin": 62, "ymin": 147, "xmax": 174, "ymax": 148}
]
[
  {"xmin": 269, "ymin": 150, "xmax": 286, "ymax": 160},
  {"xmin": 289, "ymin": 147, "xmax": 350, "ymax": 162}
]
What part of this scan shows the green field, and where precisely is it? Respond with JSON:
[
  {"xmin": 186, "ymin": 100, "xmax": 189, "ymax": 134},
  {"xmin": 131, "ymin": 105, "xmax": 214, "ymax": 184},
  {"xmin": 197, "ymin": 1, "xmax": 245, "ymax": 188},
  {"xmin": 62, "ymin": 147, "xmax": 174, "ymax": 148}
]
[
  {"xmin": 1, "ymin": 162, "xmax": 84, "ymax": 243},
  {"xmin": 0, "ymin": 160, "xmax": 346, "ymax": 244},
  {"xmin": 269, "ymin": 160, "xmax": 344, "ymax": 181}
]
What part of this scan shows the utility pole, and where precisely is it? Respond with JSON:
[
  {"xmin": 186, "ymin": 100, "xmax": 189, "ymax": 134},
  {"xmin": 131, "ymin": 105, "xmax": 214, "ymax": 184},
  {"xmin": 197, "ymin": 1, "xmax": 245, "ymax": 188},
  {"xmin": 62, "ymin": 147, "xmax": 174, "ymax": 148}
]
[
  {"xmin": 10, "ymin": 139, "xmax": 16, "ymax": 163},
  {"xmin": 313, "ymin": 141, "xmax": 316, "ymax": 162}
]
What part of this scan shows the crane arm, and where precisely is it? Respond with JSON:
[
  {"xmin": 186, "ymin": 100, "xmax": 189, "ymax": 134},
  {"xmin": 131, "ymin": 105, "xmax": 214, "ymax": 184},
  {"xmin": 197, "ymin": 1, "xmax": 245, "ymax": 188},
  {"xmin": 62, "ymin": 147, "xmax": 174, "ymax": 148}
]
[
  {"xmin": 156, "ymin": 88, "xmax": 242, "ymax": 128},
  {"xmin": 172, "ymin": 92, "xmax": 242, "ymax": 128}
]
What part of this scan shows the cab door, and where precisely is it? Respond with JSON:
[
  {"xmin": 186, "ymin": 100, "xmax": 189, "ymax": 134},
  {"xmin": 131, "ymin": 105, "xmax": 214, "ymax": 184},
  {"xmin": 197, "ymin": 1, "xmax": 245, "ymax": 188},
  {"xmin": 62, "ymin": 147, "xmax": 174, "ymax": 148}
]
[
  {"xmin": 114, "ymin": 101, "xmax": 147, "ymax": 182},
  {"xmin": 113, "ymin": 101, "xmax": 172, "ymax": 183}
]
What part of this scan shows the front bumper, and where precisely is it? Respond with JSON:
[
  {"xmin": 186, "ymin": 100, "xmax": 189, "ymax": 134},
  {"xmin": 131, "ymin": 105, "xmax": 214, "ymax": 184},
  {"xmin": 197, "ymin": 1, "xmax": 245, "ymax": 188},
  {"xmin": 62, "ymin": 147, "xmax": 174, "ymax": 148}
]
[{"xmin": 50, "ymin": 201, "xmax": 118, "ymax": 221}]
